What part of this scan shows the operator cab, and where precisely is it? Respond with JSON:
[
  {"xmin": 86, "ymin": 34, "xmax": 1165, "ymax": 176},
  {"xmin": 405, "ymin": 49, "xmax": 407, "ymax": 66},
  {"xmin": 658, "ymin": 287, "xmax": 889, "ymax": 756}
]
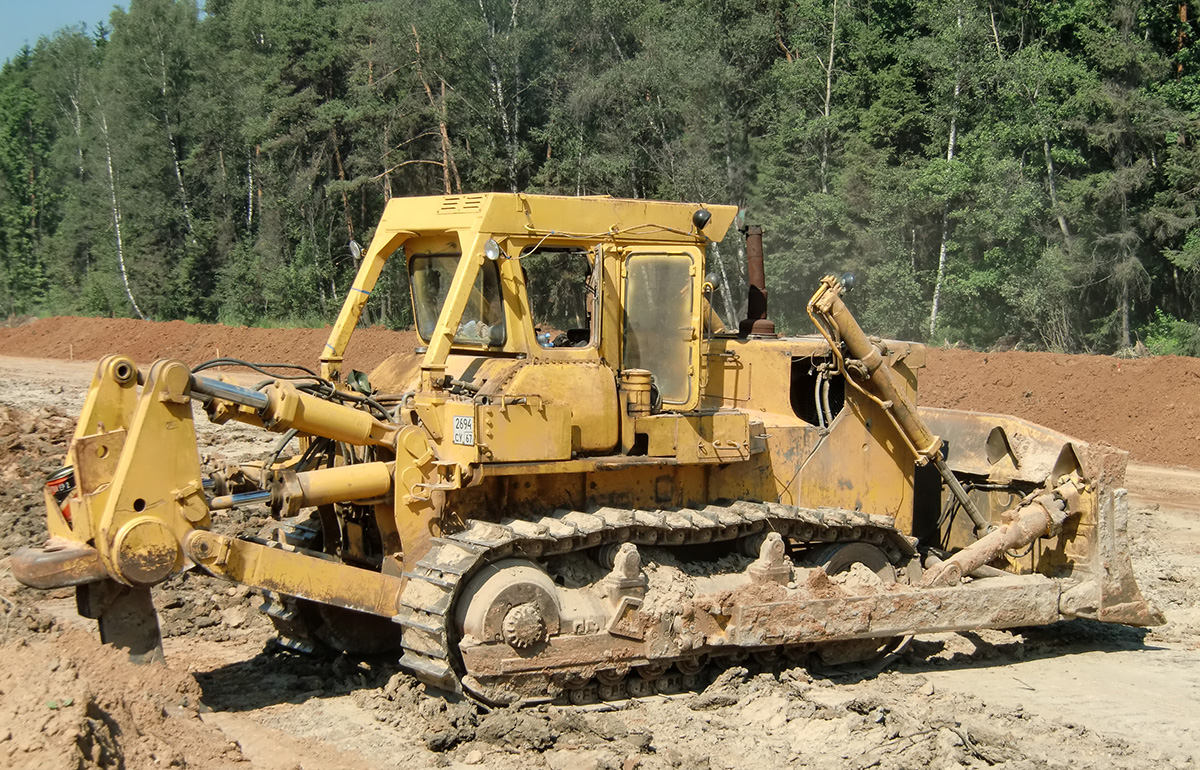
[{"xmin": 331, "ymin": 195, "xmax": 738, "ymax": 462}]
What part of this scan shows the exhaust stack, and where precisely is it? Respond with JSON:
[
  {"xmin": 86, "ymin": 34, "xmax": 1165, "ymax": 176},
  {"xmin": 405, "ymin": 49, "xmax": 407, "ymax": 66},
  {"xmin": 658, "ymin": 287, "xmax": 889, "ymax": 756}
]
[{"xmin": 738, "ymin": 225, "xmax": 776, "ymax": 337}]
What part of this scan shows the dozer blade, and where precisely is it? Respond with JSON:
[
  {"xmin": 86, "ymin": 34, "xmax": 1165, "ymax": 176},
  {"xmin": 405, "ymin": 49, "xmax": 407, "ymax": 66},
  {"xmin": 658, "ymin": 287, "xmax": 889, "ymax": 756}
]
[{"xmin": 919, "ymin": 407, "xmax": 1163, "ymax": 627}]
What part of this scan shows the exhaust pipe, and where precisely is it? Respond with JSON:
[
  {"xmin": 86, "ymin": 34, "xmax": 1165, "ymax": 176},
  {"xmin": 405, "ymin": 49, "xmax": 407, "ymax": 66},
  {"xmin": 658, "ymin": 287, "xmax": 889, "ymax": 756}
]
[{"xmin": 738, "ymin": 225, "xmax": 776, "ymax": 337}]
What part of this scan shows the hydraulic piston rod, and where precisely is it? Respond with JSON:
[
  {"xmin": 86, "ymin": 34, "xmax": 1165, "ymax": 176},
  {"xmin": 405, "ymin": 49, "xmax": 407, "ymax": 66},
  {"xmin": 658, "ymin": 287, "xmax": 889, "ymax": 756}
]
[
  {"xmin": 921, "ymin": 479, "xmax": 1080, "ymax": 587},
  {"xmin": 195, "ymin": 375, "xmax": 398, "ymax": 448},
  {"xmin": 190, "ymin": 375, "xmax": 270, "ymax": 410},
  {"xmin": 808, "ymin": 275, "xmax": 992, "ymax": 536}
]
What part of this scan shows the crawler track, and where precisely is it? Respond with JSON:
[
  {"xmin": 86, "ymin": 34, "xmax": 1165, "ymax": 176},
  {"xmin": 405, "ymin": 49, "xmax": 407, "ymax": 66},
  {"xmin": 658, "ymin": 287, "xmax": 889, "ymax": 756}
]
[{"xmin": 394, "ymin": 501, "xmax": 918, "ymax": 703}]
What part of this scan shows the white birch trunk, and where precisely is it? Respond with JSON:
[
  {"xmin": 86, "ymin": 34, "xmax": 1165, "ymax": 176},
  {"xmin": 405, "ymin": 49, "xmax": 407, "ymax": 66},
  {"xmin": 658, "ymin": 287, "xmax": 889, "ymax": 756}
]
[
  {"xmin": 818, "ymin": 0, "xmax": 838, "ymax": 194},
  {"xmin": 479, "ymin": 0, "xmax": 522, "ymax": 192},
  {"xmin": 97, "ymin": 105, "xmax": 147, "ymax": 321},
  {"xmin": 156, "ymin": 48, "xmax": 197, "ymax": 246},
  {"xmin": 246, "ymin": 148, "xmax": 254, "ymax": 228},
  {"xmin": 1043, "ymin": 135, "xmax": 1072, "ymax": 242},
  {"xmin": 1119, "ymin": 276, "xmax": 1130, "ymax": 348},
  {"xmin": 929, "ymin": 9, "xmax": 963, "ymax": 339}
]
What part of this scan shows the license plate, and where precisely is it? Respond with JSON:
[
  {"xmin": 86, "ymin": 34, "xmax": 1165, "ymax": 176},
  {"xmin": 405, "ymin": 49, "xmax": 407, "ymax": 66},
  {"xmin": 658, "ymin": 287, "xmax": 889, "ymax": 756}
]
[{"xmin": 452, "ymin": 415, "xmax": 474, "ymax": 446}]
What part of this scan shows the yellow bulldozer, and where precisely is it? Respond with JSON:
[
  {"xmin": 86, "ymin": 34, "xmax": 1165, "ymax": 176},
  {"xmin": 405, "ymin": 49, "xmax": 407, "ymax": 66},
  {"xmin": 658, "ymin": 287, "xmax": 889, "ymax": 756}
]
[{"xmin": 14, "ymin": 194, "xmax": 1160, "ymax": 704}]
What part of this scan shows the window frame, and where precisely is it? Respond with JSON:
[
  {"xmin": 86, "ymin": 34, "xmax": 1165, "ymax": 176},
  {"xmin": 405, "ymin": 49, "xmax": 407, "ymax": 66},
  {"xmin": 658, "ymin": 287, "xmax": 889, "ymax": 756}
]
[{"xmin": 518, "ymin": 244, "xmax": 603, "ymax": 351}]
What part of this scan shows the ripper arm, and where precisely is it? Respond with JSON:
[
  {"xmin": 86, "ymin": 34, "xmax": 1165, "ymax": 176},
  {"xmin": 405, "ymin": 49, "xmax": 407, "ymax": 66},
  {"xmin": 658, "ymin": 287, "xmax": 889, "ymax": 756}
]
[{"xmin": 13, "ymin": 358, "xmax": 430, "ymax": 624}]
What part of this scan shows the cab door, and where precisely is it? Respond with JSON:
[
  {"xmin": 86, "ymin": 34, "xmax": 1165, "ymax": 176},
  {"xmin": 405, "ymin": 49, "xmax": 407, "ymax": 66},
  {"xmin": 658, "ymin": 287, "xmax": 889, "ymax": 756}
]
[{"xmin": 620, "ymin": 247, "xmax": 703, "ymax": 411}]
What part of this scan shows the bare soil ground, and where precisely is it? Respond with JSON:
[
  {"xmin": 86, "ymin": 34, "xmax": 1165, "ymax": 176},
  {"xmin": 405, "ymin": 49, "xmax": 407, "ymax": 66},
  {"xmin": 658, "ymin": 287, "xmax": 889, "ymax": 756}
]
[{"xmin": 1, "ymin": 321, "xmax": 1198, "ymax": 769}]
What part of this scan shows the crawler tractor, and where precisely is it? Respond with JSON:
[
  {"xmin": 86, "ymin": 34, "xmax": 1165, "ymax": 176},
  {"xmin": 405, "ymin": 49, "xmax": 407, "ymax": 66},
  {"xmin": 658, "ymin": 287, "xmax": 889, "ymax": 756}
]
[{"xmin": 14, "ymin": 194, "xmax": 1160, "ymax": 704}]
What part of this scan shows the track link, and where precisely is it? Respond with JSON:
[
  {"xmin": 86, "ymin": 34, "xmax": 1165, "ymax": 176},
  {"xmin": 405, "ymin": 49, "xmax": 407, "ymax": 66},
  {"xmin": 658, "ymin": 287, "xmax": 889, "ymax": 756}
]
[{"xmin": 394, "ymin": 501, "xmax": 916, "ymax": 702}]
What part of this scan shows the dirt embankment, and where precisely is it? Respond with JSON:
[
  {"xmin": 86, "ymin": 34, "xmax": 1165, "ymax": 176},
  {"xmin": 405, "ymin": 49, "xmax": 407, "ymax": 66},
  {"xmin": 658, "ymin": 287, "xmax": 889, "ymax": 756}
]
[
  {"xmin": 921, "ymin": 348, "xmax": 1200, "ymax": 471},
  {"xmin": 2, "ymin": 316, "xmax": 1199, "ymax": 469},
  {"xmin": 0, "ymin": 316, "xmax": 418, "ymax": 376}
]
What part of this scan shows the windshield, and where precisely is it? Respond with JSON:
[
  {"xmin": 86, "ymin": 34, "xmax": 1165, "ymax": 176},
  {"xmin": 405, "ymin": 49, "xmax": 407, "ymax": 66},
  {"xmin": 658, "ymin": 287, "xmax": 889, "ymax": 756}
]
[{"xmin": 409, "ymin": 254, "xmax": 506, "ymax": 346}]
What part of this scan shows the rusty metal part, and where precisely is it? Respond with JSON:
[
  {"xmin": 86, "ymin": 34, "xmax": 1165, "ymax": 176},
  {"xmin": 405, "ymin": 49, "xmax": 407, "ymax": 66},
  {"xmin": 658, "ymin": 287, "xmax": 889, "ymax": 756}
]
[
  {"xmin": 11, "ymin": 537, "xmax": 107, "ymax": 589},
  {"xmin": 738, "ymin": 225, "xmax": 776, "ymax": 337},
  {"xmin": 921, "ymin": 480, "xmax": 1078, "ymax": 588}
]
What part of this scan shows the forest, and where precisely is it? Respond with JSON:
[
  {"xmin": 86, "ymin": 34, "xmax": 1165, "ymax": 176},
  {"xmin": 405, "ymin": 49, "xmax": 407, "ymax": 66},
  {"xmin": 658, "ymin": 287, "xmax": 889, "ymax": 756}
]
[{"xmin": 1, "ymin": 0, "xmax": 1199, "ymax": 354}]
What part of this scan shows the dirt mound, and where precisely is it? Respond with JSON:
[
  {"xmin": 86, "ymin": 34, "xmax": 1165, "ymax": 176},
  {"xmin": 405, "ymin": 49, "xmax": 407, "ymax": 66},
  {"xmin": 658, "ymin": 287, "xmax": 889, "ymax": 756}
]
[
  {"xmin": 0, "ymin": 631, "xmax": 245, "ymax": 769},
  {"xmin": 922, "ymin": 348, "xmax": 1200, "ymax": 470},
  {"xmin": 0, "ymin": 316, "xmax": 418, "ymax": 375},
  {"xmin": 2, "ymin": 316, "xmax": 1199, "ymax": 468},
  {"xmin": 0, "ymin": 404, "xmax": 75, "ymax": 560}
]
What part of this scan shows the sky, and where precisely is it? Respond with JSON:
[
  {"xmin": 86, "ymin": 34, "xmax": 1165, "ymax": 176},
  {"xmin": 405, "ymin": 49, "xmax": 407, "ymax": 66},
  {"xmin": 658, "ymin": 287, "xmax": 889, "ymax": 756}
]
[{"xmin": 0, "ymin": 1, "xmax": 126, "ymax": 64}]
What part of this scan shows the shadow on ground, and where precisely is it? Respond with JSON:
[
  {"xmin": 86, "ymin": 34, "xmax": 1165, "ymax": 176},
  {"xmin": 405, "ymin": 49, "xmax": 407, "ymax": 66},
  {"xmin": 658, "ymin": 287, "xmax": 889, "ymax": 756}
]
[
  {"xmin": 822, "ymin": 619, "xmax": 1156, "ymax": 685},
  {"xmin": 194, "ymin": 645, "xmax": 401, "ymax": 712},
  {"xmin": 193, "ymin": 619, "xmax": 1155, "ymax": 712}
]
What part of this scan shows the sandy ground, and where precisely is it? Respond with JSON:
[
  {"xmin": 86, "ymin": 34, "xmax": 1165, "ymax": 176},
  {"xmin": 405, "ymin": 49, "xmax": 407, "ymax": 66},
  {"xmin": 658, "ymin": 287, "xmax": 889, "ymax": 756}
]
[{"xmin": 1, "ymin": 352, "xmax": 1198, "ymax": 770}]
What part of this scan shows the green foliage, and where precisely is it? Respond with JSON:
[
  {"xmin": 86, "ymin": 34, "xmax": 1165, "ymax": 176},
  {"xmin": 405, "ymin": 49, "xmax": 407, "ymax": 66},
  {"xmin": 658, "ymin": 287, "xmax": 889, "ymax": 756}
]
[
  {"xmin": 0, "ymin": 0, "xmax": 1198, "ymax": 355},
  {"xmin": 1141, "ymin": 308, "xmax": 1200, "ymax": 356}
]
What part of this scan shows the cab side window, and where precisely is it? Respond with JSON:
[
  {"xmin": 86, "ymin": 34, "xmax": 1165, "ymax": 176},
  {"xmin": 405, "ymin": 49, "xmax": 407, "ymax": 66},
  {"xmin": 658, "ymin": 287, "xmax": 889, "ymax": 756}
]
[{"xmin": 521, "ymin": 248, "xmax": 596, "ymax": 348}]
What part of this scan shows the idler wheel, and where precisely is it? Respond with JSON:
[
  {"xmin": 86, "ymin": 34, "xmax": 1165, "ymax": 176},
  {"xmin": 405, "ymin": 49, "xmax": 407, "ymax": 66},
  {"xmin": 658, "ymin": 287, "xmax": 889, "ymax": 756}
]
[{"xmin": 807, "ymin": 541, "xmax": 903, "ymax": 666}]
